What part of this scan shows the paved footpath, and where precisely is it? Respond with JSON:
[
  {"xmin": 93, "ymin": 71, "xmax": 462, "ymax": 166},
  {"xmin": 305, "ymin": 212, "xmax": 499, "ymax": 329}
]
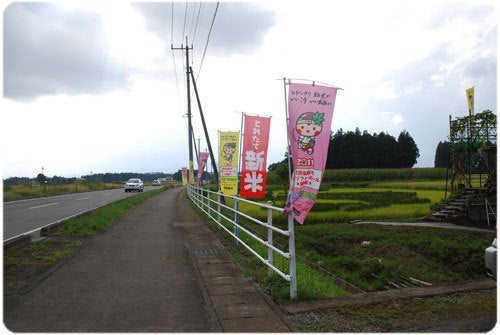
[{"xmin": 4, "ymin": 187, "xmax": 296, "ymax": 332}]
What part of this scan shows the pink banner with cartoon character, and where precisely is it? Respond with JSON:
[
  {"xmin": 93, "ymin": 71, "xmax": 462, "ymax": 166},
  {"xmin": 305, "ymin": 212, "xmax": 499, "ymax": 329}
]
[
  {"xmin": 284, "ymin": 83, "xmax": 338, "ymax": 224},
  {"xmin": 181, "ymin": 167, "xmax": 188, "ymax": 186},
  {"xmin": 196, "ymin": 152, "xmax": 209, "ymax": 187}
]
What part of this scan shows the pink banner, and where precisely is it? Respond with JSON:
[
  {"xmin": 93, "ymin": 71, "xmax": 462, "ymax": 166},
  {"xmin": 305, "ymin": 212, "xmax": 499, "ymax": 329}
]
[
  {"xmin": 196, "ymin": 152, "xmax": 209, "ymax": 187},
  {"xmin": 284, "ymin": 83, "xmax": 338, "ymax": 224},
  {"xmin": 240, "ymin": 115, "xmax": 271, "ymax": 198},
  {"xmin": 181, "ymin": 167, "xmax": 188, "ymax": 186}
]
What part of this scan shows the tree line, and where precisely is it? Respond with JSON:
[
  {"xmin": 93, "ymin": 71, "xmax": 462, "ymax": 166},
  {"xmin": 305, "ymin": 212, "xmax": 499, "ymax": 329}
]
[
  {"xmin": 326, "ymin": 128, "xmax": 420, "ymax": 169},
  {"xmin": 268, "ymin": 128, "xmax": 420, "ymax": 172},
  {"xmin": 3, "ymin": 172, "xmax": 175, "ymax": 186},
  {"xmin": 81, "ymin": 172, "xmax": 173, "ymax": 182}
]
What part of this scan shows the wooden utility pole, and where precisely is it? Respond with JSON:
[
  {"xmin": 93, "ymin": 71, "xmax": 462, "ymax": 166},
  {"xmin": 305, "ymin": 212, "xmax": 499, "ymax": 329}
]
[
  {"xmin": 172, "ymin": 37, "xmax": 194, "ymax": 184},
  {"xmin": 189, "ymin": 66, "xmax": 220, "ymax": 191}
]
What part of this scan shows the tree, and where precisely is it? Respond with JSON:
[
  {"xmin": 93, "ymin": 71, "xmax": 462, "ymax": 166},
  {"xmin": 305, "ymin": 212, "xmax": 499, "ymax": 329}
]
[
  {"xmin": 375, "ymin": 132, "xmax": 398, "ymax": 168},
  {"xmin": 434, "ymin": 141, "xmax": 451, "ymax": 168},
  {"xmin": 172, "ymin": 169, "xmax": 183, "ymax": 181},
  {"xmin": 36, "ymin": 173, "xmax": 47, "ymax": 184},
  {"xmin": 396, "ymin": 130, "xmax": 420, "ymax": 168}
]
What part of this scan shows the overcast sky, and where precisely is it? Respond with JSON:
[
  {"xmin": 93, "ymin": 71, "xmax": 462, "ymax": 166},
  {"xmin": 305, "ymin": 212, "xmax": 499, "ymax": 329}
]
[{"xmin": 1, "ymin": 0, "xmax": 497, "ymax": 179}]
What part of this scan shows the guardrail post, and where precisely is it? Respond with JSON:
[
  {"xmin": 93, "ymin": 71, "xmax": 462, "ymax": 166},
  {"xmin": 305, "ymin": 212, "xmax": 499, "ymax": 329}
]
[
  {"xmin": 204, "ymin": 189, "xmax": 208, "ymax": 212},
  {"xmin": 217, "ymin": 192, "xmax": 221, "ymax": 228},
  {"xmin": 288, "ymin": 212, "xmax": 297, "ymax": 300},
  {"xmin": 207, "ymin": 189, "xmax": 211, "ymax": 217},
  {"xmin": 197, "ymin": 186, "xmax": 200, "ymax": 205},
  {"xmin": 234, "ymin": 197, "xmax": 239, "ymax": 246},
  {"xmin": 267, "ymin": 201, "xmax": 273, "ymax": 277}
]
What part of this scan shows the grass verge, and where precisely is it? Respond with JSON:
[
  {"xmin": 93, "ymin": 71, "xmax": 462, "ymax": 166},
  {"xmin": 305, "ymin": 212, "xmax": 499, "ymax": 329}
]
[{"xmin": 52, "ymin": 187, "xmax": 167, "ymax": 236}]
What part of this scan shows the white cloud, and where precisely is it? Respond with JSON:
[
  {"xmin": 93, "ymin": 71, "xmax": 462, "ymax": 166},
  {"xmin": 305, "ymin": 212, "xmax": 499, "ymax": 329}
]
[
  {"xmin": 99, "ymin": 4, "xmax": 165, "ymax": 71},
  {"xmin": 391, "ymin": 113, "xmax": 404, "ymax": 125},
  {"xmin": 2, "ymin": 0, "xmax": 497, "ymax": 177}
]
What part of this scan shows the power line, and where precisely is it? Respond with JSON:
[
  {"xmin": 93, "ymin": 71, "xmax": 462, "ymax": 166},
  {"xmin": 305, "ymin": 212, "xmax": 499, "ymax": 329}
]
[
  {"xmin": 196, "ymin": 2, "xmax": 219, "ymax": 81},
  {"xmin": 191, "ymin": 3, "xmax": 204, "ymax": 48},
  {"xmin": 181, "ymin": 2, "xmax": 188, "ymax": 43},
  {"xmin": 171, "ymin": 3, "xmax": 184, "ymax": 116},
  {"xmin": 170, "ymin": 2, "xmax": 174, "ymax": 46}
]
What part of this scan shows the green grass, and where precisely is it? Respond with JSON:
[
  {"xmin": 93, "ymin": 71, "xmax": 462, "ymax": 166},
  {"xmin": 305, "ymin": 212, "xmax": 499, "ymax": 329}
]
[
  {"xmin": 196, "ymin": 198, "xmax": 350, "ymax": 301},
  {"xmin": 52, "ymin": 187, "xmax": 168, "ymax": 236},
  {"xmin": 3, "ymin": 181, "xmax": 124, "ymax": 201},
  {"xmin": 194, "ymin": 175, "xmax": 494, "ymax": 301},
  {"xmin": 316, "ymin": 168, "xmax": 448, "ymax": 182},
  {"xmin": 370, "ymin": 180, "xmax": 448, "ymax": 190},
  {"xmin": 295, "ymin": 223, "xmax": 492, "ymax": 291},
  {"xmin": 4, "ymin": 239, "xmax": 83, "ymax": 267}
]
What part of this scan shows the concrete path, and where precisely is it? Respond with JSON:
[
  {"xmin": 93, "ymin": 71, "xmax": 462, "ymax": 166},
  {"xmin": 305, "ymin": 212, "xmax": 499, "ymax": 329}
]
[
  {"xmin": 3, "ymin": 187, "xmax": 295, "ymax": 332},
  {"xmin": 355, "ymin": 220, "xmax": 495, "ymax": 233}
]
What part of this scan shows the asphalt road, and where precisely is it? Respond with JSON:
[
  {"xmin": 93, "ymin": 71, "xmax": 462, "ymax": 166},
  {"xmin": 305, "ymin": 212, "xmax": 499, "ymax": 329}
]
[{"xmin": 3, "ymin": 186, "xmax": 157, "ymax": 241}]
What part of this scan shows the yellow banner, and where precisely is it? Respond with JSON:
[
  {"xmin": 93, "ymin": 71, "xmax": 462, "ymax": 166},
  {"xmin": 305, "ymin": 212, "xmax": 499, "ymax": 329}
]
[
  {"xmin": 219, "ymin": 131, "xmax": 240, "ymax": 195},
  {"xmin": 189, "ymin": 160, "xmax": 194, "ymax": 185},
  {"xmin": 466, "ymin": 86, "xmax": 474, "ymax": 115}
]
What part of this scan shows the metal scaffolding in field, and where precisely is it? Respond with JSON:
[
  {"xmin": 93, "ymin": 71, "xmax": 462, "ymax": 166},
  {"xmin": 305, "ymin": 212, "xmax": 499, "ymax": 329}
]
[{"xmin": 448, "ymin": 110, "xmax": 497, "ymax": 191}]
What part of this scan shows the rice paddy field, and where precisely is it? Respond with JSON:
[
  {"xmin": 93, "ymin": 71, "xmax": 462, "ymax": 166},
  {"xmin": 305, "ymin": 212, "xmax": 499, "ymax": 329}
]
[
  {"xmin": 198, "ymin": 168, "xmax": 494, "ymax": 301},
  {"xmin": 230, "ymin": 180, "xmax": 448, "ymax": 226}
]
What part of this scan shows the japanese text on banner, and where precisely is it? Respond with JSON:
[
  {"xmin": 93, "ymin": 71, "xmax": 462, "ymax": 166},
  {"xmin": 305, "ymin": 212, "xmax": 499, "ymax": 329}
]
[
  {"xmin": 181, "ymin": 167, "xmax": 188, "ymax": 186},
  {"xmin": 218, "ymin": 131, "xmax": 240, "ymax": 195},
  {"xmin": 284, "ymin": 83, "xmax": 338, "ymax": 224},
  {"xmin": 240, "ymin": 115, "xmax": 271, "ymax": 198}
]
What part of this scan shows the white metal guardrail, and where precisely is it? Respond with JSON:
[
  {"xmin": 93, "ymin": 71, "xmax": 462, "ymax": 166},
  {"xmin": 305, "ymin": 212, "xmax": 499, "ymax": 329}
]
[
  {"xmin": 485, "ymin": 198, "xmax": 497, "ymax": 226},
  {"xmin": 187, "ymin": 184, "xmax": 297, "ymax": 300}
]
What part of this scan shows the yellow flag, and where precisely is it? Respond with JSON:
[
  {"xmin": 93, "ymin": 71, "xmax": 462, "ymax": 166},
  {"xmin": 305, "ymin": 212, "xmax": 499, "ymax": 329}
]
[
  {"xmin": 466, "ymin": 86, "xmax": 474, "ymax": 115},
  {"xmin": 218, "ymin": 131, "xmax": 240, "ymax": 195}
]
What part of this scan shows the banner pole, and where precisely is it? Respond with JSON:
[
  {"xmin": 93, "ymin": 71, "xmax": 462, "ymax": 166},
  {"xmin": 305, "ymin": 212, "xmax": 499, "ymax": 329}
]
[
  {"xmin": 283, "ymin": 78, "xmax": 293, "ymax": 196},
  {"xmin": 283, "ymin": 77, "xmax": 297, "ymax": 300},
  {"xmin": 233, "ymin": 113, "xmax": 245, "ymax": 246}
]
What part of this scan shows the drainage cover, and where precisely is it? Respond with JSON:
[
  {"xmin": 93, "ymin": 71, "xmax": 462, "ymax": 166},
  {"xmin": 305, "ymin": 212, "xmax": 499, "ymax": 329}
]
[{"xmin": 192, "ymin": 248, "xmax": 226, "ymax": 255}]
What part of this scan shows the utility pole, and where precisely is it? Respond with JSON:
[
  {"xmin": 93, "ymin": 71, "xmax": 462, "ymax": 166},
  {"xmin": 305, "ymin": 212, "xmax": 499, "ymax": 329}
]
[
  {"xmin": 189, "ymin": 66, "xmax": 220, "ymax": 191},
  {"xmin": 172, "ymin": 37, "xmax": 194, "ymax": 184}
]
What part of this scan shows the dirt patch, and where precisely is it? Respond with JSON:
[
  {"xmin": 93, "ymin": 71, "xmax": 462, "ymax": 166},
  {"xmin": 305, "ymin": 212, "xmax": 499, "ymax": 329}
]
[
  {"xmin": 4, "ymin": 236, "xmax": 90, "ymax": 295},
  {"xmin": 287, "ymin": 289, "xmax": 497, "ymax": 332}
]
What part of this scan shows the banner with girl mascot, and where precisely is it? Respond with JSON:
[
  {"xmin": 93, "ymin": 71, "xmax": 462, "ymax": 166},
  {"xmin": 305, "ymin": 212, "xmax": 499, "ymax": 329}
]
[{"xmin": 284, "ymin": 82, "xmax": 339, "ymax": 224}]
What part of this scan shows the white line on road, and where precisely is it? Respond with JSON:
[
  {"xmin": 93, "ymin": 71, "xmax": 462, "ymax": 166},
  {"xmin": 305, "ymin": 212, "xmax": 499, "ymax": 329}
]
[
  {"xmin": 29, "ymin": 202, "xmax": 59, "ymax": 210},
  {"xmin": 76, "ymin": 196, "xmax": 92, "ymax": 201},
  {"xmin": 102, "ymin": 193, "xmax": 111, "ymax": 196}
]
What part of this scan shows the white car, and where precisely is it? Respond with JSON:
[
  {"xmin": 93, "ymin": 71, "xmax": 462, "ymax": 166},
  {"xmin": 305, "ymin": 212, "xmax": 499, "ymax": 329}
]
[
  {"xmin": 152, "ymin": 179, "xmax": 162, "ymax": 186},
  {"xmin": 125, "ymin": 178, "xmax": 144, "ymax": 192},
  {"xmin": 485, "ymin": 238, "xmax": 497, "ymax": 280}
]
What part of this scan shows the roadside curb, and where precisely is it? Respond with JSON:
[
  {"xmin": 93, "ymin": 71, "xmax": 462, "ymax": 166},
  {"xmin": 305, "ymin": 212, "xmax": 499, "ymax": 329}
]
[
  {"xmin": 281, "ymin": 278, "xmax": 496, "ymax": 314},
  {"xmin": 3, "ymin": 234, "xmax": 32, "ymax": 253}
]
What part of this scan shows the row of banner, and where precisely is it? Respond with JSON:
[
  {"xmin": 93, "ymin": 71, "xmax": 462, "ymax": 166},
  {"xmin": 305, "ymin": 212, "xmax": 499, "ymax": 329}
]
[
  {"xmin": 182, "ymin": 114, "xmax": 271, "ymax": 198},
  {"xmin": 182, "ymin": 82, "xmax": 339, "ymax": 225},
  {"xmin": 183, "ymin": 84, "xmax": 474, "ymax": 224}
]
